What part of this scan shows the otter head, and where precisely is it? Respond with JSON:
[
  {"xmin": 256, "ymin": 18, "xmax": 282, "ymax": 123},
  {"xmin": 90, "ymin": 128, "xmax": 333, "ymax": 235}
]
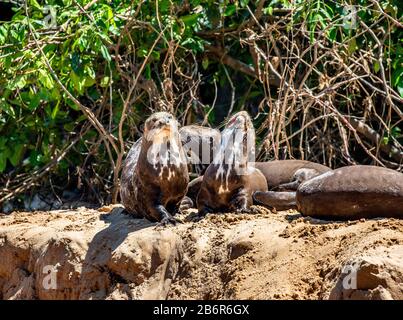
[
  {"xmin": 225, "ymin": 111, "xmax": 253, "ymax": 133},
  {"xmin": 141, "ymin": 112, "xmax": 184, "ymax": 170},
  {"xmin": 143, "ymin": 112, "xmax": 179, "ymax": 144},
  {"xmin": 214, "ymin": 111, "xmax": 255, "ymax": 174}
]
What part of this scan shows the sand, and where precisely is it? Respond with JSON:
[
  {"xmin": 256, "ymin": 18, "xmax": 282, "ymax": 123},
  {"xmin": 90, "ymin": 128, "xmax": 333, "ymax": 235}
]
[{"xmin": 0, "ymin": 205, "xmax": 402, "ymax": 300}]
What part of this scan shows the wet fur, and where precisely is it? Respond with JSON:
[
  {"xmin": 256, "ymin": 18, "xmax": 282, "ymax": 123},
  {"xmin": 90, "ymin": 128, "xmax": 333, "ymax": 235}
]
[
  {"xmin": 179, "ymin": 125, "xmax": 221, "ymax": 176},
  {"xmin": 297, "ymin": 165, "xmax": 403, "ymax": 219},
  {"xmin": 254, "ymin": 160, "xmax": 331, "ymax": 190},
  {"xmin": 197, "ymin": 112, "xmax": 268, "ymax": 215},
  {"xmin": 120, "ymin": 112, "xmax": 189, "ymax": 222}
]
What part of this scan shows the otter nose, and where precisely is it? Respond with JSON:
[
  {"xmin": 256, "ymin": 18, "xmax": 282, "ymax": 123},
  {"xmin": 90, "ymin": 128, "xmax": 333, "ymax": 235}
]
[
  {"xmin": 155, "ymin": 115, "xmax": 172, "ymax": 127},
  {"xmin": 164, "ymin": 114, "xmax": 172, "ymax": 123}
]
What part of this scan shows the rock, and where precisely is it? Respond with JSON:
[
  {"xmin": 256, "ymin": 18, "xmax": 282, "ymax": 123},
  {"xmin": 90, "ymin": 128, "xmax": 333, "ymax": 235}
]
[
  {"xmin": 0, "ymin": 207, "xmax": 402, "ymax": 300},
  {"xmin": 329, "ymin": 246, "xmax": 403, "ymax": 300}
]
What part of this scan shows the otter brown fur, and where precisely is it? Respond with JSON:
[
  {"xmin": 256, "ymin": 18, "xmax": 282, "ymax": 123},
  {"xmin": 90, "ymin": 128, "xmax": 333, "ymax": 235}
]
[
  {"xmin": 254, "ymin": 160, "xmax": 331, "ymax": 190},
  {"xmin": 196, "ymin": 111, "xmax": 268, "ymax": 215},
  {"xmin": 253, "ymin": 191, "xmax": 298, "ymax": 210},
  {"xmin": 120, "ymin": 112, "xmax": 189, "ymax": 224},
  {"xmin": 179, "ymin": 125, "xmax": 221, "ymax": 176},
  {"xmin": 182, "ymin": 159, "xmax": 331, "ymax": 210},
  {"xmin": 296, "ymin": 165, "xmax": 403, "ymax": 219},
  {"xmin": 255, "ymin": 165, "xmax": 403, "ymax": 219}
]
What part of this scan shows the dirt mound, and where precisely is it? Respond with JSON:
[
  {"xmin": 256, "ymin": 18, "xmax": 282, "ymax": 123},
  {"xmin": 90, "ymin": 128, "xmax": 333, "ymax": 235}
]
[{"xmin": 0, "ymin": 206, "xmax": 402, "ymax": 300}]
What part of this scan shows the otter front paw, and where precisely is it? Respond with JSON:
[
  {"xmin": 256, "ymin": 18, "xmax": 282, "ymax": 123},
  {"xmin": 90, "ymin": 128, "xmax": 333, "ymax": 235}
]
[
  {"xmin": 159, "ymin": 215, "xmax": 179, "ymax": 226},
  {"xmin": 178, "ymin": 196, "xmax": 194, "ymax": 213},
  {"xmin": 234, "ymin": 206, "xmax": 251, "ymax": 214},
  {"xmin": 198, "ymin": 206, "xmax": 212, "ymax": 217},
  {"xmin": 230, "ymin": 194, "xmax": 250, "ymax": 214}
]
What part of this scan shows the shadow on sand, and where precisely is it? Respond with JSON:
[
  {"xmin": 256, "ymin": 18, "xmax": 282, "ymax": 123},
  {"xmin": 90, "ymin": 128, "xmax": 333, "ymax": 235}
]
[{"xmin": 78, "ymin": 207, "xmax": 156, "ymax": 298}]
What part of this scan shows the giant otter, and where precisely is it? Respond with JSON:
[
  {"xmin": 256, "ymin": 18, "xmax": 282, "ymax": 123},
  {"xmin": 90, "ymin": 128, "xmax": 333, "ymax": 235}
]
[
  {"xmin": 120, "ymin": 112, "xmax": 189, "ymax": 224},
  {"xmin": 196, "ymin": 111, "xmax": 268, "ymax": 215}
]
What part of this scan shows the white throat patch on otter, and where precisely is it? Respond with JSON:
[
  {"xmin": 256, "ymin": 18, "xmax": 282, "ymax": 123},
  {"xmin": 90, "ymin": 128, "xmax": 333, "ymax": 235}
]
[
  {"xmin": 146, "ymin": 127, "xmax": 183, "ymax": 181},
  {"xmin": 213, "ymin": 124, "xmax": 255, "ymax": 193}
]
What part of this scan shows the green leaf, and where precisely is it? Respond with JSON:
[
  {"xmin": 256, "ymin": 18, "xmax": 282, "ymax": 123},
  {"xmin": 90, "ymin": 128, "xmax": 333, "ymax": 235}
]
[
  {"xmin": 152, "ymin": 50, "xmax": 160, "ymax": 60},
  {"xmin": 159, "ymin": 0, "xmax": 171, "ymax": 13},
  {"xmin": 248, "ymin": 91, "xmax": 262, "ymax": 98},
  {"xmin": 347, "ymin": 38, "xmax": 357, "ymax": 55},
  {"xmin": 0, "ymin": 99, "xmax": 16, "ymax": 118},
  {"xmin": 78, "ymin": 34, "xmax": 89, "ymax": 52},
  {"xmin": 181, "ymin": 37, "xmax": 205, "ymax": 52},
  {"xmin": 100, "ymin": 76, "xmax": 110, "ymax": 88},
  {"xmin": 100, "ymin": 44, "xmax": 111, "ymax": 61},
  {"xmin": 190, "ymin": 0, "xmax": 201, "ymax": 6},
  {"xmin": 309, "ymin": 24, "xmax": 315, "ymax": 43},
  {"xmin": 29, "ymin": 0, "xmax": 43, "ymax": 10},
  {"xmin": 327, "ymin": 27, "xmax": 337, "ymax": 42},
  {"xmin": 9, "ymin": 144, "xmax": 24, "ymax": 167},
  {"xmin": 0, "ymin": 152, "xmax": 7, "ymax": 173},
  {"xmin": 51, "ymin": 102, "xmax": 60, "ymax": 120},
  {"xmin": 8, "ymin": 75, "xmax": 27, "ymax": 90},
  {"xmin": 263, "ymin": 6, "xmax": 273, "ymax": 15},
  {"xmin": 71, "ymin": 52, "xmax": 82, "ymax": 75},
  {"xmin": 29, "ymin": 150, "xmax": 43, "ymax": 166},
  {"xmin": 84, "ymin": 76, "xmax": 95, "ymax": 87},
  {"xmin": 64, "ymin": 122, "xmax": 75, "ymax": 132},
  {"xmin": 224, "ymin": 4, "xmax": 237, "ymax": 17},
  {"xmin": 319, "ymin": 8, "xmax": 331, "ymax": 20},
  {"xmin": 392, "ymin": 65, "xmax": 403, "ymax": 86},
  {"xmin": 391, "ymin": 126, "xmax": 401, "ymax": 138},
  {"xmin": 202, "ymin": 57, "xmax": 209, "ymax": 70},
  {"xmin": 181, "ymin": 14, "xmax": 200, "ymax": 27},
  {"xmin": 398, "ymin": 82, "xmax": 403, "ymax": 98},
  {"xmin": 0, "ymin": 25, "xmax": 7, "ymax": 45},
  {"xmin": 137, "ymin": 47, "xmax": 148, "ymax": 58},
  {"xmin": 373, "ymin": 61, "xmax": 380, "ymax": 73},
  {"xmin": 145, "ymin": 64, "xmax": 151, "ymax": 80},
  {"xmin": 39, "ymin": 69, "xmax": 54, "ymax": 89},
  {"xmin": 70, "ymin": 71, "xmax": 84, "ymax": 94},
  {"xmin": 240, "ymin": 0, "xmax": 249, "ymax": 8},
  {"xmin": 103, "ymin": 4, "xmax": 114, "ymax": 23},
  {"xmin": 85, "ymin": 65, "xmax": 96, "ymax": 79}
]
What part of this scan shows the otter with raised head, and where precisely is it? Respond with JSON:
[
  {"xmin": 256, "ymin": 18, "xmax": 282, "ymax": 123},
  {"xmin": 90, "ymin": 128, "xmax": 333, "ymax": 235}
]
[
  {"xmin": 120, "ymin": 112, "xmax": 189, "ymax": 224},
  {"xmin": 182, "ymin": 159, "xmax": 331, "ymax": 210},
  {"xmin": 196, "ymin": 111, "xmax": 268, "ymax": 215}
]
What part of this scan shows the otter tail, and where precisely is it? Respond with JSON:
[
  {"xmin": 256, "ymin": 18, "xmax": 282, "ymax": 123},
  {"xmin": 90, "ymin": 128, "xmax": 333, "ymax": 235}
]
[{"xmin": 253, "ymin": 191, "xmax": 297, "ymax": 210}]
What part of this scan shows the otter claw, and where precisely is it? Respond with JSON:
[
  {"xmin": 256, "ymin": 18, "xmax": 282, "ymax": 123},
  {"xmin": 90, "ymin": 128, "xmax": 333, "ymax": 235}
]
[
  {"xmin": 198, "ymin": 208, "xmax": 211, "ymax": 217},
  {"xmin": 235, "ymin": 207, "xmax": 251, "ymax": 214},
  {"xmin": 159, "ymin": 216, "xmax": 178, "ymax": 226},
  {"xmin": 178, "ymin": 196, "xmax": 194, "ymax": 213}
]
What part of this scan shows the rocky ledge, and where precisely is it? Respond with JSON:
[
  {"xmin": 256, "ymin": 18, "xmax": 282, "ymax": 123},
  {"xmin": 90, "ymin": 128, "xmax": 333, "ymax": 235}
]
[{"xmin": 0, "ymin": 206, "xmax": 402, "ymax": 300}]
